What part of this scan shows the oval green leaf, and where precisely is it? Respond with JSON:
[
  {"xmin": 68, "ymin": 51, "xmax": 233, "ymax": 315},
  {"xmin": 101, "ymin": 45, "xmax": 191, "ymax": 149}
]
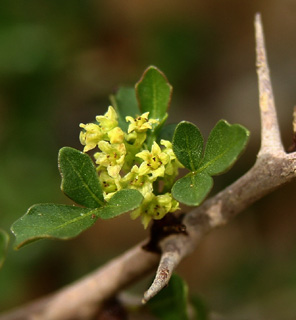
[
  {"xmin": 199, "ymin": 120, "xmax": 249, "ymax": 175},
  {"xmin": 11, "ymin": 190, "xmax": 143, "ymax": 249},
  {"xmin": 11, "ymin": 204, "xmax": 98, "ymax": 249},
  {"xmin": 172, "ymin": 121, "xmax": 204, "ymax": 171},
  {"xmin": 172, "ymin": 172, "xmax": 213, "ymax": 206},
  {"xmin": 59, "ymin": 147, "xmax": 105, "ymax": 208},
  {"xmin": 0, "ymin": 229, "xmax": 9, "ymax": 269},
  {"xmin": 99, "ymin": 189, "xmax": 143, "ymax": 219},
  {"xmin": 147, "ymin": 274, "xmax": 189, "ymax": 320},
  {"xmin": 135, "ymin": 66, "xmax": 172, "ymax": 123},
  {"xmin": 110, "ymin": 86, "xmax": 139, "ymax": 131}
]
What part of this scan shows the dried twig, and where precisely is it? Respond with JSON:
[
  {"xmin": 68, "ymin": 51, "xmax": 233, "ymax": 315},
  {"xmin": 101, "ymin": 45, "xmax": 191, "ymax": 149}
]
[{"xmin": 2, "ymin": 13, "xmax": 296, "ymax": 320}]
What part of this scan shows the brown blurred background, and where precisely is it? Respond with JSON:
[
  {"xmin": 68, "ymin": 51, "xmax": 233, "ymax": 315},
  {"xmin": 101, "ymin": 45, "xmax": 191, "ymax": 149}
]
[{"xmin": 1, "ymin": 1, "xmax": 296, "ymax": 319}]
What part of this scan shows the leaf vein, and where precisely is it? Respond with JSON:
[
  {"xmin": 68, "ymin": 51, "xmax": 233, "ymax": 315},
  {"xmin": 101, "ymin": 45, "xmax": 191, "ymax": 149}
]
[{"xmin": 65, "ymin": 156, "xmax": 104, "ymax": 206}]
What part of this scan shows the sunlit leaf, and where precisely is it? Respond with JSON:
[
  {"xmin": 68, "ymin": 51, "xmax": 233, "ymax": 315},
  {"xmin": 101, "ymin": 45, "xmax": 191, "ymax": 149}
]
[{"xmin": 59, "ymin": 147, "xmax": 104, "ymax": 208}]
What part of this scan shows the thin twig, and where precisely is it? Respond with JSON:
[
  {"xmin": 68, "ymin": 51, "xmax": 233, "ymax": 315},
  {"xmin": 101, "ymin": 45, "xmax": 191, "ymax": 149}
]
[{"xmin": 0, "ymin": 244, "xmax": 159, "ymax": 320}]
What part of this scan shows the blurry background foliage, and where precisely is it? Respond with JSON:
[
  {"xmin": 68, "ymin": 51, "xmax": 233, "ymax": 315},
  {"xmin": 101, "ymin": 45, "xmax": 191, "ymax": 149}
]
[{"xmin": 1, "ymin": 1, "xmax": 296, "ymax": 319}]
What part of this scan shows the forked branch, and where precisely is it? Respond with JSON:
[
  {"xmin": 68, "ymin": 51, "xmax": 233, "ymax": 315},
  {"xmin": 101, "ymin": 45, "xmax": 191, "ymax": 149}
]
[
  {"xmin": 2, "ymin": 13, "xmax": 296, "ymax": 320},
  {"xmin": 140, "ymin": 12, "xmax": 296, "ymax": 303}
]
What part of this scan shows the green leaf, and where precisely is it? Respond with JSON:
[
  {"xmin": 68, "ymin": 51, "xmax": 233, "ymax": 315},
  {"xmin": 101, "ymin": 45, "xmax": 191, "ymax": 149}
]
[
  {"xmin": 157, "ymin": 123, "xmax": 177, "ymax": 142},
  {"xmin": 110, "ymin": 86, "xmax": 139, "ymax": 131},
  {"xmin": 136, "ymin": 66, "xmax": 172, "ymax": 124},
  {"xmin": 11, "ymin": 204, "xmax": 97, "ymax": 249},
  {"xmin": 0, "ymin": 229, "xmax": 9, "ymax": 269},
  {"xmin": 172, "ymin": 121, "xmax": 204, "ymax": 171},
  {"xmin": 172, "ymin": 172, "xmax": 213, "ymax": 206},
  {"xmin": 59, "ymin": 147, "xmax": 105, "ymax": 208},
  {"xmin": 191, "ymin": 295, "xmax": 209, "ymax": 320},
  {"xmin": 99, "ymin": 189, "xmax": 143, "ymax": 219},
  {"xmin": 11, "ymin": 190, "xmax": 143, "ymax": 249},
  {"xmin": 172, "ymin": 120, "xmax": 249, "ymax": 206},
  {"xmin": 147, "ymin": 274, "xmax": 189, "ymax": 320},
  {"xmin": 199, "ymin": 120, "xmax": 249, "ymax": 175}
]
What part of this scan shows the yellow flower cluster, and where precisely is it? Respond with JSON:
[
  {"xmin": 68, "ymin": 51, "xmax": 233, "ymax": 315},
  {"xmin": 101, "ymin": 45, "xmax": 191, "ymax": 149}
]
[{"xmin": 79, "ymin": 106, "xmax": 182, "ymax": 227}]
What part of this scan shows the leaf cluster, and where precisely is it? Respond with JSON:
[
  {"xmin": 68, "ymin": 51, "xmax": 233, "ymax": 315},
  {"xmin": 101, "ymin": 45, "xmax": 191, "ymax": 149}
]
[
  {"xmin": 10, "ymin": 66, "xmax": 249, "ymax": 249},
  {"xmin": 12, "ymin": 148, "xmax": 143, "ymax": 249},
  {"xmin": 172, "ymin": 120, "xmax": 249, "ymax": 206}
]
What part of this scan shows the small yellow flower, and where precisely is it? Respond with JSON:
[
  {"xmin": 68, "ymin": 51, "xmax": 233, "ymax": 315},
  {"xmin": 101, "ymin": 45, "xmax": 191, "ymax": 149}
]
[
  {"xmin": 126, "ymin": 112, "xmax": 158, "ymax": 133},
  {"xmin": 79, "ymin": 106, "xmax": 121, "ymax": 152},
  {"xmin": 136, "ymin": 141, "xmax": 170, "ymax": 179},
  {"xmin": 160, "ymin": 139, "xmax": 184, "ymax": 176},
  {"xmin": 130, "ymin": 192, "xmax": 179, "ymax": 228},
  {"xmin": 79, "ymin": 106, "xmax": 182, "ymax": 229},
  {"xmin": 99, "ymin": 170, "xmax": 121, "ymax": 200},
  {"xmin": 100, "ymin": 170, "xmax": 119, "ymax": 194},
  {"xmin": 94, "ymin": 141, "xmax": 126, "ymax": 178},
  {"xmin": 79, "ymin": 123, "xmax": 104, "ymax": 152},
  {"xmin": 160, "ymin": 140, "xmax": 175, "ymax": 159},
  {"xmin": 157, "ymin": 193, "xmax": 179, "ymax": 216},
  {"xmin": 96, "ymin": 106, "xmax": 118, "ymax": 131},
  {"xmin": 108, "ymin": 126, "xmax": 124, "ymax": 144},
  {"xmin": 121, "ymin": 165, "xmax": 153, "ymax": 196}
]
